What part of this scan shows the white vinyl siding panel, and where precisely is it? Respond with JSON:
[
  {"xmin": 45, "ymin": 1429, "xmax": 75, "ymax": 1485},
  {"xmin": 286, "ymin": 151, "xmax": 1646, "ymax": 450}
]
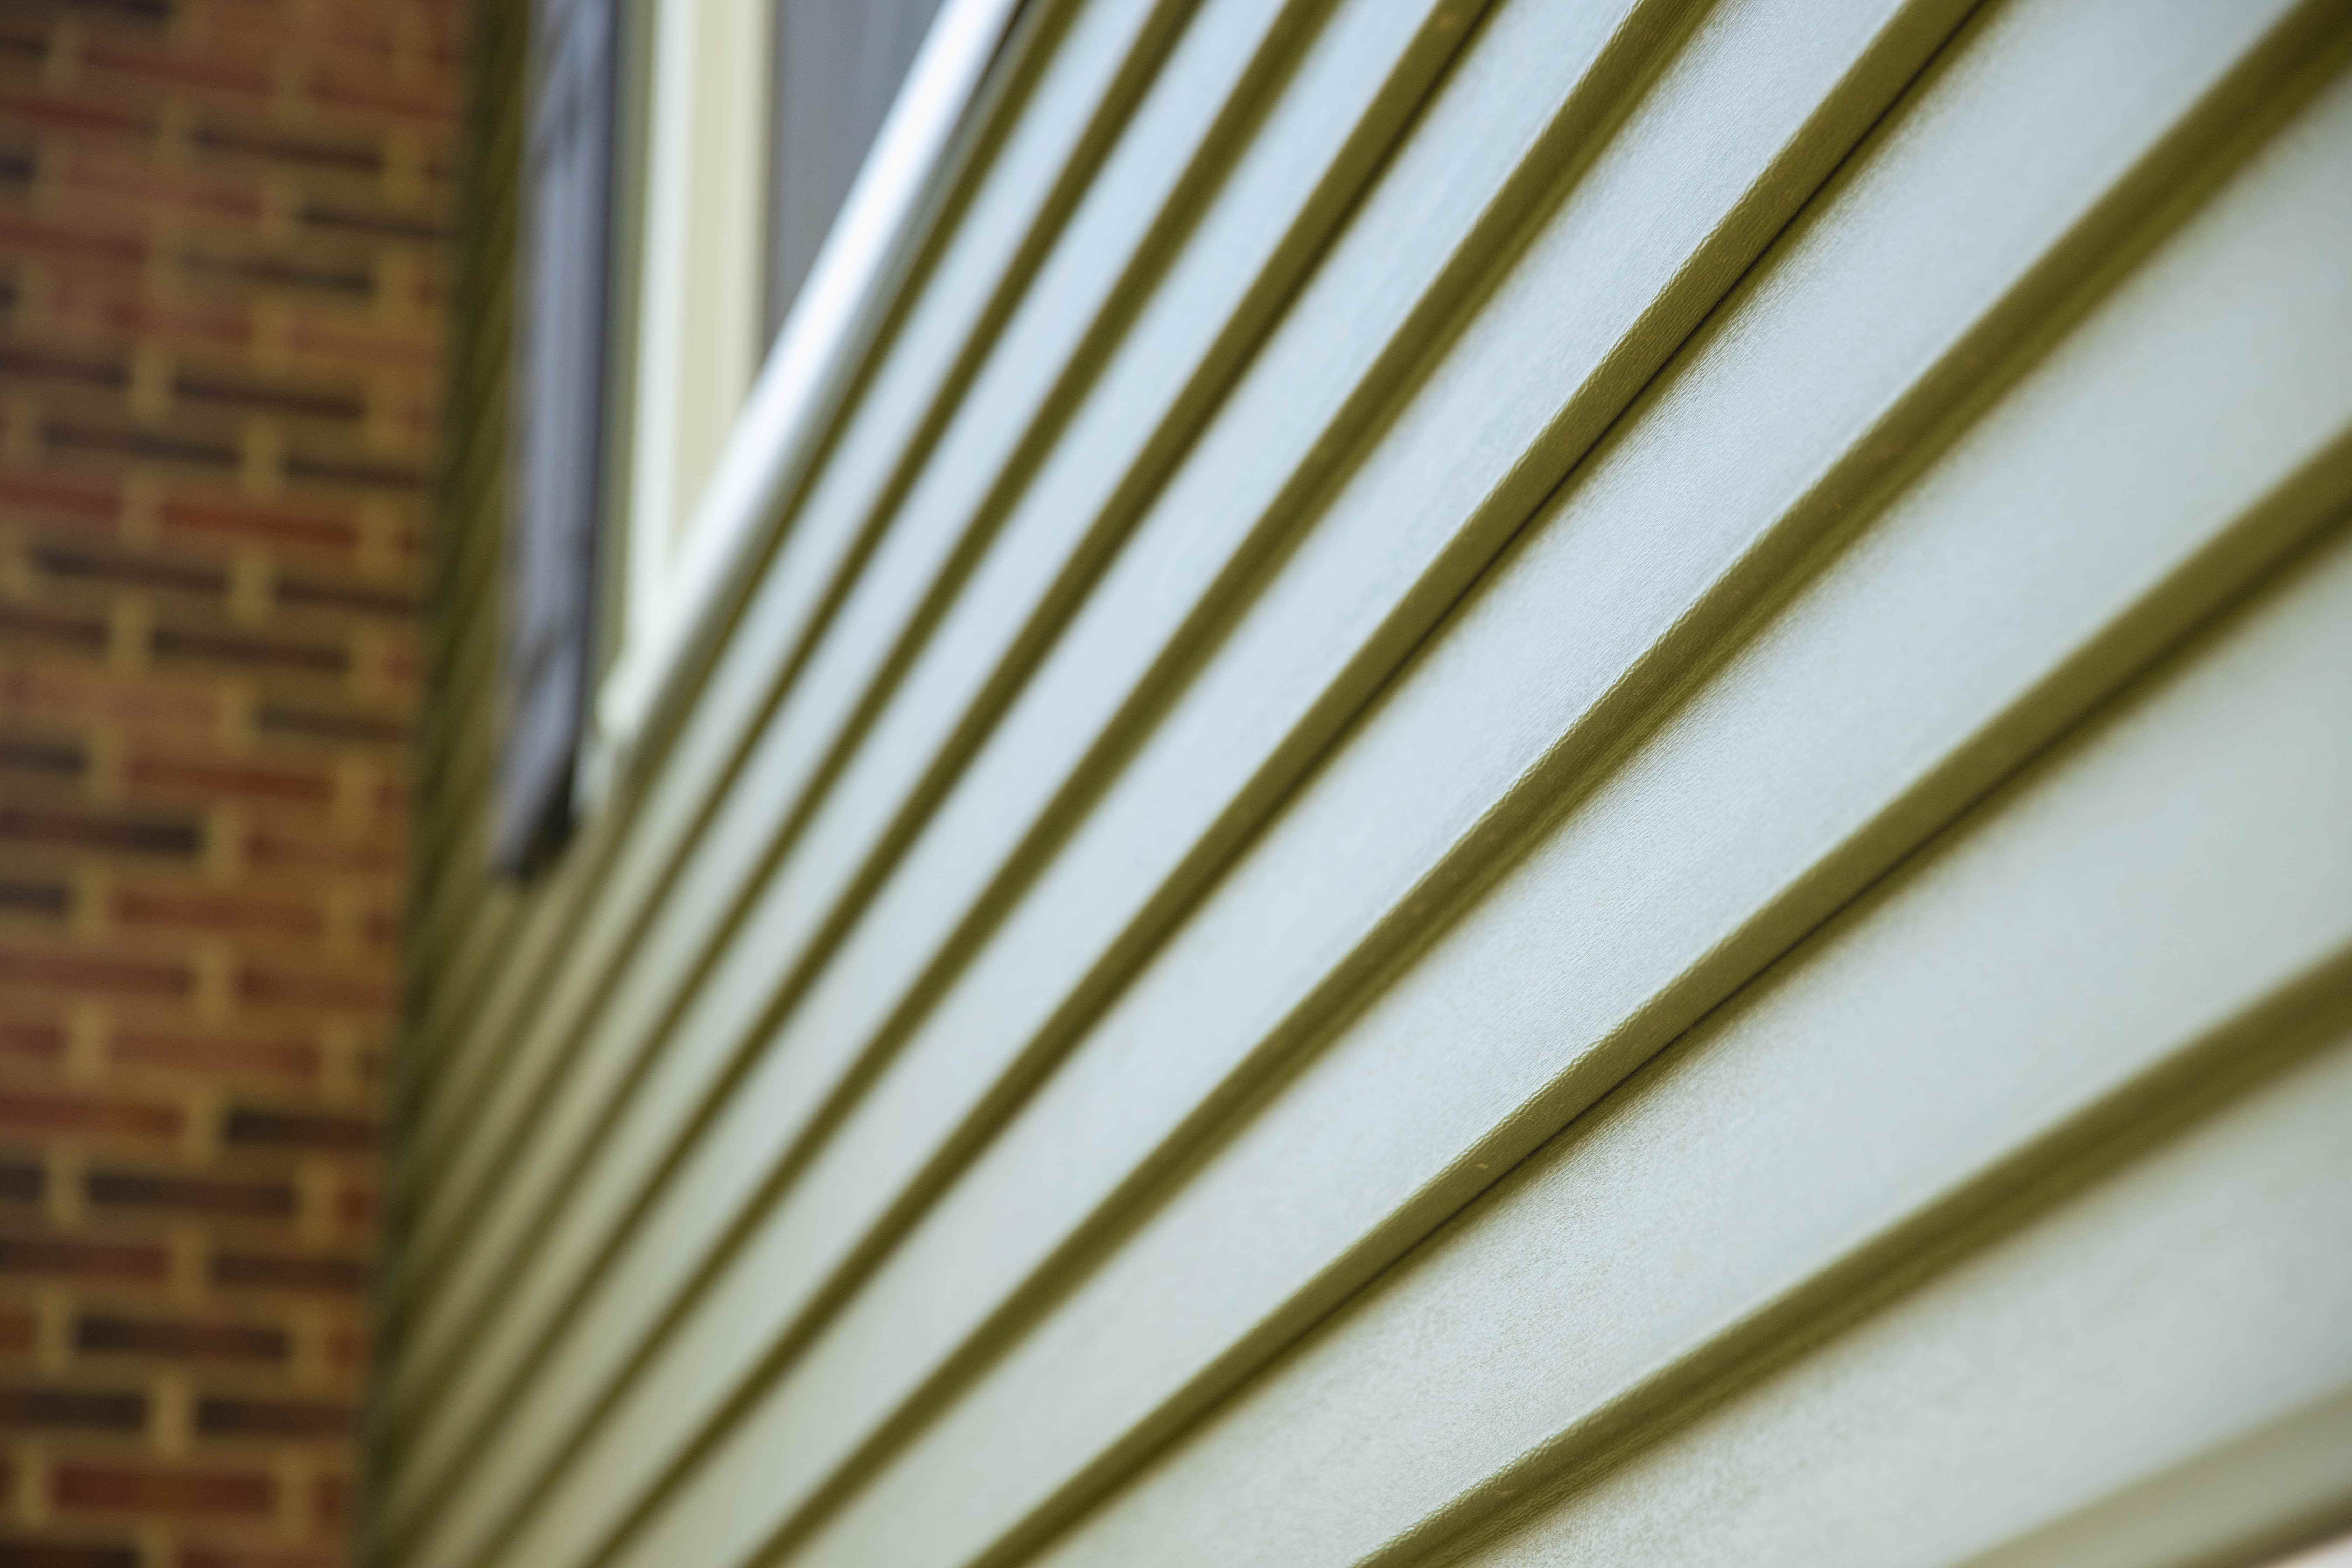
[
  {"xmin": 398, "ymin": 0, "xmax": 1273, "ymax": 1410},
  {"xmin": 390, "ymin": 1, "xmax": 1480, "ymax": 1556},
  {"xmin": 385, "ymin": 2, "xmax": 2352, "ymax": 1567},
  {"xmin": 721, "ymin": 24, "xmax": 2352, "ymax": 1568},
  {"xmin": 393, "ymin": 0, "xmax": 1181, "ymax": 1268},
  {"xmin": 1015, "ymin": 338, "xmax": 2352, "ymax": 1568},
  {"xmin": 444, "ymin": 0, "xmax": 1967, "ymax": 1557}
]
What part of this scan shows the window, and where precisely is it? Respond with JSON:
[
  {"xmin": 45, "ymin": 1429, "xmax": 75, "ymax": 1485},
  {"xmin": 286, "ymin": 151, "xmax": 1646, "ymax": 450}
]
[
  {"xmin": 502, "ymin": 0, "xmax": 1023, "ymax": 861},
  {"xmin": 763, "ymin": 0, "xmax": 953, "ymax": 344},
  {"xmin": 592, "ymin": 0, "xmax": 1024, "ymax": 798},
  {"xmin": 496, "ymin": 0, "xmax": 621, "ymax": 872},
  {"xmin": 616, "ymin": 0, "xmax": 772, "ymax": 704}
]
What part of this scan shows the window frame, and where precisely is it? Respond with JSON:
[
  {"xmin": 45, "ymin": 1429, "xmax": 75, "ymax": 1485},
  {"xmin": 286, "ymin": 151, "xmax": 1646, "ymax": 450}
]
[{"xmin": 580, "ymin": 0, "xmax": 1027, "ymax": 806}]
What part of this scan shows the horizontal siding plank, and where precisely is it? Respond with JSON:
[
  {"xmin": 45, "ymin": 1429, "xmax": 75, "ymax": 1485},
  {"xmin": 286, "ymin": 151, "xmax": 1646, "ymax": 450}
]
[
  {"xmin": 381, "ymin": 0, "xmax": 1184, "ymax": 1358},
  {"xmin": 394, "ymin": 0, "xmax": 1281, "ymax": 1407},
  {"xmin": 390, "ymin": 0, "xmax": 1172, "ymax": 1259},
  {"xmin": 692, "ymin": 30, "xmax": 2352, "ymax": 1568},
  {"xmin": 447, "ymin": 4, "xmax": 1986, "ymax": 1567},
  {"xmin": 1941, "ymin": 1391, "xmax": 2352, "ymax": 1568},
  {"xmin": 1014, "ymin": 479, "xmax": 2352, "ymax": 1568},
  {"xmin": 390, "ymin": 0, "xmax": 1674, "ymax": 1523},
  {"xmin": 387, "ymin": 0, "xmax": 1147, "ymax": 1210},
  {"xmin": 382, "ymin": 3, "xmax": 2352, "ymax": 1567},
  {"xmin": 383, "ymin": 2, "xmax": 1485, "ymax": 1535},
  {"xmin": 1441, "ymin": 1002, "xmax": 2352, "ymax": 1568}
]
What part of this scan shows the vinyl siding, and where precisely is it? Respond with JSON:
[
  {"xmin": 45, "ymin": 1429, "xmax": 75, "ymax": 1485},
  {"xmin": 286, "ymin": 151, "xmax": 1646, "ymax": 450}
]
[{"xmin": 376, "ymin": 1, "xmax": 2352, "ymax": 1566}]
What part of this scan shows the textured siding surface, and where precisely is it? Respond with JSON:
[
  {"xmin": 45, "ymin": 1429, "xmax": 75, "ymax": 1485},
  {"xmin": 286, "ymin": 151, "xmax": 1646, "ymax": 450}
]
[
  {"xmin": 383, "ymin": 2, "xmax": 2352, "ymax": 1567},
  {"xmin": 0, "ymin": 0, "xmax": 464, "ymax": 1562}
]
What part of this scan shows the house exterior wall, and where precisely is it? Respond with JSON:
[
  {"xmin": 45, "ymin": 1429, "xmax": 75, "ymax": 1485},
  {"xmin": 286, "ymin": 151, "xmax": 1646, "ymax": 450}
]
[
  {"xmin": 0, "ymin": 0, "xmax": 462, "ymax": 1561},
  {"xmin": 383, "ymin": 2, "xmax": 2352, "ymax": 1567}
]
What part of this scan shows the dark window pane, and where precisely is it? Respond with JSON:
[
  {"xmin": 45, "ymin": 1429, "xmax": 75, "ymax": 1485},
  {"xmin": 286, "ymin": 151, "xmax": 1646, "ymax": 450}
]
[
  {"xmin": 763, "ymin": 0, "xmax": 953, "ymax": 345},
  {"xmin": 498, "ymin": 0, "xmax": 621, "ymax": 873}
]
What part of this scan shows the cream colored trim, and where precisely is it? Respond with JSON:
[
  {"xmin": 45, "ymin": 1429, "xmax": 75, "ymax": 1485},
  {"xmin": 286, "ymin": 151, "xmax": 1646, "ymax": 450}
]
[
  {"xmin": 590, "ymin": 0, "xmax": 1025, "ymax": 793},
  {"xmin": 622, "ymin": 0, "xmax": 772, "ymax": 673}
]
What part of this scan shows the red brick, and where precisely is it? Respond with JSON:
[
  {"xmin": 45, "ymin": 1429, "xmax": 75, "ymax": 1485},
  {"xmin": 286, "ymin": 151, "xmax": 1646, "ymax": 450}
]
[
  {"xmin": 0, "ymin": 666, "xmax": 227, "ymax": 742},
  {"xmin": 0, "ymin": 1237, "xmax": 167, "ymax": 1284},
  {"xmin": 80, "ymin": 41, "xmax": 274, "ymax": 104},
  {"xmin": 235, "ymin": 967, "xmax": 393, "ymax": 1014},
  {"xmin": 74, "ymin": 1315, "xmax": 286, "ymax": 1365},
  {"xmin": 52, "ymin": 1461, "xmax": 275, "ymax": 1518},
  {"xmin": 85, "ymin": 1170, "xmax": 295, "ymax": 1220},
  {"xmin": 219, "ymin": 1108, "xmax": 370, "ymax": 1151},
  {"xmin": 285, "ymin": 312, "xmax": 442, "ymax": 371},
  {"xmin": 255, "ymin": 702, "xmax": 412, "ymax": 750},
  {"xmin": 0, "ymin": 1539, "xmax": 142, "ymax": 1568},
  {"xmin": 182, "ymin": 115, "xmax": 381, "ymax": 176},
  {"xmin": 307, "ymin": 67, "xmax": 461, "ymax": 122},
  {"xmin": 0, "ymin": 1020, "xmax": 66, "ymax": 1068},
  {"xmin": 2, "ymin": 0, "xmax": 457, "ymax": 1534},
  {"xmin": 147, "ymin": 625, "xmax": 350, "ymax": 678},
  {"xmin": 0, "ymin": 472, "xmax": 119, "ymax": 530},
  {"xmin": 207, "ymin": 1252, "xmax": 365, "ymax": 1295},
  {"xmin": 0, "ymin": 1386, "xmax": 146, "ymax": 1433},
  {"xmin": 43, "ymin": 149, "xmax": 266, "ymax": 229},
  {"xmin": 0, "ymin": 948, "xmax": 193, "ymax": 1003},
  {"xmin": 112, "ymin": 888, "xmax": 322, "ymax": 943},
  {"xmin": 0, "ymin": 89, "xmax": 150, "ymax": 140},
  {"xmin": 109, "ymin": 1029, "xmax": 317, "ymax": 1085},
  {"xmin": 0, "ymin": 879, "xmax": 71, "ymax": 921},
  {"xmin": 26, "ymin": 541, "xmax": 228, "ymax": 601},
  {"xmin": 326, "ymin": 1325, "xmax": 365, "ymax": 1373},
  {"xmin": 32, "ymin": 282, "xmax": 255, "ymax": 361},
  {"xmin": 241, "ymin": 824, "xmax": 404, "ymax": 876},
  {"xmin": 204, "ymin": 4, "xmax": 457, "ymax": 72},
  {"xmin": 309, "ymin": 1471, "xmax": 349, "ymax": 1526},
  {"xmin": 0, "ymin": 1091, "xmax": 180, "ymax": 1143},
  {"xmin": 122, "ymin": 755, "xmax": 333, "ymax": 809},
  {"xmin": 158, "ymin": 496, "xmax": 358, "ymax": 555},
  {"xmin": 0, "ymin": 733, "xmax": 83, "ymax": 784},
  {"xmin": 0, "ymin": 604, "xmax": 108, "ymax": 657},
  {"xmin": 194, "ymin": 1395, "xmax": 350, "ymax": 1439},
  {"xmin": 0, "ymin": 212, "xmax": 145, "ymax": 270},
  {"xmin": 0, "ymin": 808, "xmax": 205, "ymax": 862}
]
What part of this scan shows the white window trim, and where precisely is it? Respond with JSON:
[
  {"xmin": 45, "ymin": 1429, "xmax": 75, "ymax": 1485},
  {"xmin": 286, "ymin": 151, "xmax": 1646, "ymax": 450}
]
[
  {"xmin": 585, "ymin": 0, "xmax": 1026, "ymax": 801},
  {"xmin": 621, "ymin": 0, "xmax": 772, "ymax": 677}
]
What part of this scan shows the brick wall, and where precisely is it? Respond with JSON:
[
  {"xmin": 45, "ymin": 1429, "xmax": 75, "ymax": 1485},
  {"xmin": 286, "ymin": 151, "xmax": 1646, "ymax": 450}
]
[{"xmin": 0, "ymin": 0, "xmax": 461, "ymax": 1562}]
